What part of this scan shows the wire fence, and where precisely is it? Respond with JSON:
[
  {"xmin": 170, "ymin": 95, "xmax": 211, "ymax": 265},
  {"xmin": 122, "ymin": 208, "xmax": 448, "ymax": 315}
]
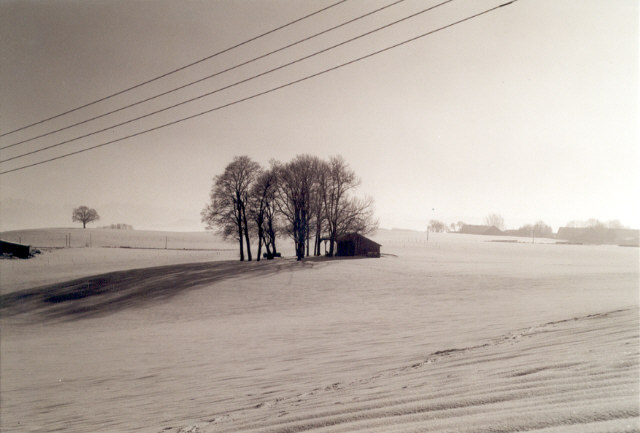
[{"xmin": 0, "ymin": 229, "xmax": 235, "ymax": 251}]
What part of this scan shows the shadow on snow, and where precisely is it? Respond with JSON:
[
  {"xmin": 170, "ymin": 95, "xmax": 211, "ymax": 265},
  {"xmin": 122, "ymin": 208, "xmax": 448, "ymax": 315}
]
[{"xmin": 0, "ymin": 257, "xmax": 352, "ymax": 323}]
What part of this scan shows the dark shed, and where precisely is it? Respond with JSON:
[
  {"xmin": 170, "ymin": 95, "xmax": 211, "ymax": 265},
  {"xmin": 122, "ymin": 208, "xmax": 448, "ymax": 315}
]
[
  {"xmin": 336, "ymin": 233, "xmax": 381, "ymax": 258},
  {"xmin": 0, "ymin": 239, "xmax": 31, "ymax": 259}
]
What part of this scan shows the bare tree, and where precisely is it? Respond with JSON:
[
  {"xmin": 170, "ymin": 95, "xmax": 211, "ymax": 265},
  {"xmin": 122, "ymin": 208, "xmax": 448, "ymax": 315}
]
[
  {"xmin": 484, "ymin": 213, "xmax": 504, "ymax": 230},
  {"xmin": 428, "ymin": 219, "xmax": 447, "ymax": 233},
  {"xmin": 310, "ymin": 159, "xmax": 329, "ymax": 256},
  {"xmin": 517, "ymin": 221, "xmax": 553, "ymax": 240},
  {"xmin": 201, "ymin": 193, "xmax": 240, "ymax": 251},
  {"xmin": 248, "ymin": 167, "xmax": 280, "ymax": 260},
  {"xmin": 274, "ymin": 155, "xmax": 320, "ymax": 261},
  {"xmin": 320, "ymin": 156, "xmax": 362, "ymax": 256},
  {"xmin": 606, "ymin": 220, "xmax": 625, "ymax": 229},
  {"xmin": 201, "ymin": 156, "xmax": 260, "ymax": 261},
  {"xmin": 533, "ymin": 220, "xmax": 553, "ymax": 238},
  {"xmin": 336, "ymin": 195, "xmax": 378, "ymax": 236},
  {"xmin": 72, "ymin": 206, "xmax": 100, "ymax": 228},
  {"xmin": 262, "ymin": 163, "xmax": 281, "ymax": 258}
]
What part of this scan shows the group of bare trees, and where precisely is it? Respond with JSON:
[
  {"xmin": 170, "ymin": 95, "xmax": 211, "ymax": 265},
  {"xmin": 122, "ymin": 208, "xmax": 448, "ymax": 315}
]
[
  {"xmin": 202, "ymin": 155, "xmax": 377, "ymax": 261},
  {"xmin": 566, "ymin": 219, "xmax": 627, "ymax": 230},
  {"xmin": 484, "ymin": 213, "xmax": 504, "ymax": 230},
  {"xmin": 427, "ymin": 220, "xmax": 447, "ymax": 233},
  {"xmin": 513, "ymin": 221, "xmax": 553, "ymax": 238}
]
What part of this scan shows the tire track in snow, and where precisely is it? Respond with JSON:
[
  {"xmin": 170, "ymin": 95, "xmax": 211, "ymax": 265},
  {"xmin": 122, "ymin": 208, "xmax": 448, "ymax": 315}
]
[{"xmin": 167, "ymin": 308, "xmax": 638, "ymax": 433}]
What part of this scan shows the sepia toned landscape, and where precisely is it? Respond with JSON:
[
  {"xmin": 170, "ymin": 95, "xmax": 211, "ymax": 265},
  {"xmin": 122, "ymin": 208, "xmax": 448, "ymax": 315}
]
[{"xmin": 1, "ymin": 0, "xmax": 638, "ymax": 432}]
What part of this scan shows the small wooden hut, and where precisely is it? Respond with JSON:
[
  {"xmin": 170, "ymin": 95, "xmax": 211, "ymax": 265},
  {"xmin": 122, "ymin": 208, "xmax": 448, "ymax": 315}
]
[
  {"xmin": 335, "ymin": 233, "xmax": 381, "ymax": 258},
  {"xmin": 0, "ymin": 239, "xmax": 31, "ymax": 259}
]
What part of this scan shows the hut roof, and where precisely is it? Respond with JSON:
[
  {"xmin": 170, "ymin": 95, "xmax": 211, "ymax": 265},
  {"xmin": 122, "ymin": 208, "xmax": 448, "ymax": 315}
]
[{"xmin": 336, "ymin": 233, "xmax": 381, "ymax": 246}]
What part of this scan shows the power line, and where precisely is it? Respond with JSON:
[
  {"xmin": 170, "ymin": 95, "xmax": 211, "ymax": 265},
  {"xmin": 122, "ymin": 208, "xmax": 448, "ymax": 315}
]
[
  {"xmin": 1, "ymin": 0, "xmax": 454, "ymax": 164},
  {"xmin": 0, "ymin": 0, "xmax": 349, "ymax": 138},
  {"xmin": 0, "ymin": 0, "xmax": 518, "ymax": 176},
  {"xmin": 1, "ymin": 0, "xmax": 408, "ymax": 151}
]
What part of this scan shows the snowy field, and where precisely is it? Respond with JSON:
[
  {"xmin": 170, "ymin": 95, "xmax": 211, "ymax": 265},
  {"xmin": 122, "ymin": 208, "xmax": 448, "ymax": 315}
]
[
  {"xmin": 0, "ymin": 227, "xmax": 238, "ymax": 250},
  {"xmin": 0, "ymin": 228, "xmax": 240, "ymax": 292},
  {"xmin": 0, "ymin": 230, "xmax": 638, "ymax": 432}
]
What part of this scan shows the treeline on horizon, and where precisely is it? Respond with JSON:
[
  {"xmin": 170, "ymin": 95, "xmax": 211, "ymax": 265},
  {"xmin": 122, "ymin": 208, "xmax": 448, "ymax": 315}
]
[
  {"xmin": 427, "ymin": 216, "xmax": 632, "ymax": 237},
  {"xmin": 202, "ymin": 155, "xmax": 377, "ymax": 261},
  {"xmin": 428, "ymin": 215, "xmax": 555, "ymax": 237}
]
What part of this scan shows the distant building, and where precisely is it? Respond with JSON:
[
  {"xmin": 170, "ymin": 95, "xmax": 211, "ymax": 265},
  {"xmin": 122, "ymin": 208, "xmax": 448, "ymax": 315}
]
[
  {"xmin": 556, "ymin": 227, "xmax": 639, "ymax": 245},
  {"xmin": 335, "ymin": 233, "xmax": 381, "ymax": 257},
  {"xmin": 459, "ymin": 225, "xmax": 503, "ymax": 236}
]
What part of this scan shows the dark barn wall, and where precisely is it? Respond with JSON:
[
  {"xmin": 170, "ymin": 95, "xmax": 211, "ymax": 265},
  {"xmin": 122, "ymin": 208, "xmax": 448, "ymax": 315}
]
[
  {"xmin": 0, "ymin": 240, "xmax": 31, "ymax": 259},
  {"xmin": 336, "ymin": 234, "xmax": 380, "ymax": 258},
  {"xmin": 337, "ymin": 240, "xmax": 355, "ymax": 256}
]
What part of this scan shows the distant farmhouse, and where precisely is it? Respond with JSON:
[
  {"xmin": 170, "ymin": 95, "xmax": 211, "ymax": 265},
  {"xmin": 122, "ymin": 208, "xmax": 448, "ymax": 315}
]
[
  {"xmin": 333, "ymin": 233, "xmax": 381, "ymax": 258},
  {"xmin": 557, "ymin": 227, "xmax": 639, "ymax": 246},
  {"xmin": 459, "ymin": 225, "xmax": 503, "ymax": 236}
]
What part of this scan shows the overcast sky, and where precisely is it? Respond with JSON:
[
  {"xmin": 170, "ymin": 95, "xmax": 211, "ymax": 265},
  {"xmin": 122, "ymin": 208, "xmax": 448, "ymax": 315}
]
[{"xmin": 0, "ymin": 0, "xmax": 637, "ymax": 232}]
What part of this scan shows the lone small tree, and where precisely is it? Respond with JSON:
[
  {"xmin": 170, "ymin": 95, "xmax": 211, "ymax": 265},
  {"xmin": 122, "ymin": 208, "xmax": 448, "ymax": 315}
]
[{"xmin": 72, "ymin": 206, "xmax": 100, "ymax": 228}]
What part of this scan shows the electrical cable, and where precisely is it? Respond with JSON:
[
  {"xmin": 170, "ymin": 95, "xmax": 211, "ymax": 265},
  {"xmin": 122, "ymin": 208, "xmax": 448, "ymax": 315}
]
[
  {"xmin": 0, "ymin": 0, "xmax": 454, "ymax": 164},
  {"xmin": 0, "ymin": 0, "xmax": 349, "ymax": 138},
  {"xmin": 0, "ymin": 0, "xmax": 408, "ymax": 151},
  {"xmin": 0, "ymin": 0, "xmax": 518, "ymax": 176}
]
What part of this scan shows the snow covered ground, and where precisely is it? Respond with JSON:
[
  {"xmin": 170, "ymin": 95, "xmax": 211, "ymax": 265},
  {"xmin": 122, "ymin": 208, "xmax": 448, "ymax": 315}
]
[
  {"xmin": 0, "ymin": 228, "xmax": 241, "ymax": 292},
  {"xmin": 0, "ymin": 230, "xmax": 638, "ymax": 432}
]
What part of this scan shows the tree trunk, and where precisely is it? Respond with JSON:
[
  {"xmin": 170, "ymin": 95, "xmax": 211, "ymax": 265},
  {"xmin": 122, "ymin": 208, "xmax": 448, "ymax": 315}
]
[
  {"xmin": 238, "ymin": 226, "xmax": 244, "ymax": 261},
  {"xmin": 268, "ymin": 219, "xmax": 277, "ymax": 255},
  {"xmin": 242, "ymin": 204, "xmax": 252, "ymax": 261},
  {"xmin": 83, "ymin": 221, "xmax": 86, "ymax": 229},
  {"xmin": 234, "ymin": 195, "xmax": 245, "ymax": 261},
  {"xmin": 264, "ymin": 239, "xmax": 272, "ymax": 259},
  {"xmin": 256, "ymin": 234, "xmax": 262, "ymax": 262},
  {"xmin": 328, "ymin": 226, "xmax": 337, "ymax": 257},
  {"xmin": 305, "ymin": 212, "xmax": 311, "ymax": 258},
  {"xmin": 256, "ymin": 218, "xmax": 265, "ymax": 261},
  {"xmin": 314, "ymin": 218, "xmax": 322, "ymax": 256},
  {"xmin": 295, "ymin": 232, "xmax": 302, "ymax": 261},
  {"xmin": 295, "ymin": 211, "xmax": 304, "ymax": 261}
]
